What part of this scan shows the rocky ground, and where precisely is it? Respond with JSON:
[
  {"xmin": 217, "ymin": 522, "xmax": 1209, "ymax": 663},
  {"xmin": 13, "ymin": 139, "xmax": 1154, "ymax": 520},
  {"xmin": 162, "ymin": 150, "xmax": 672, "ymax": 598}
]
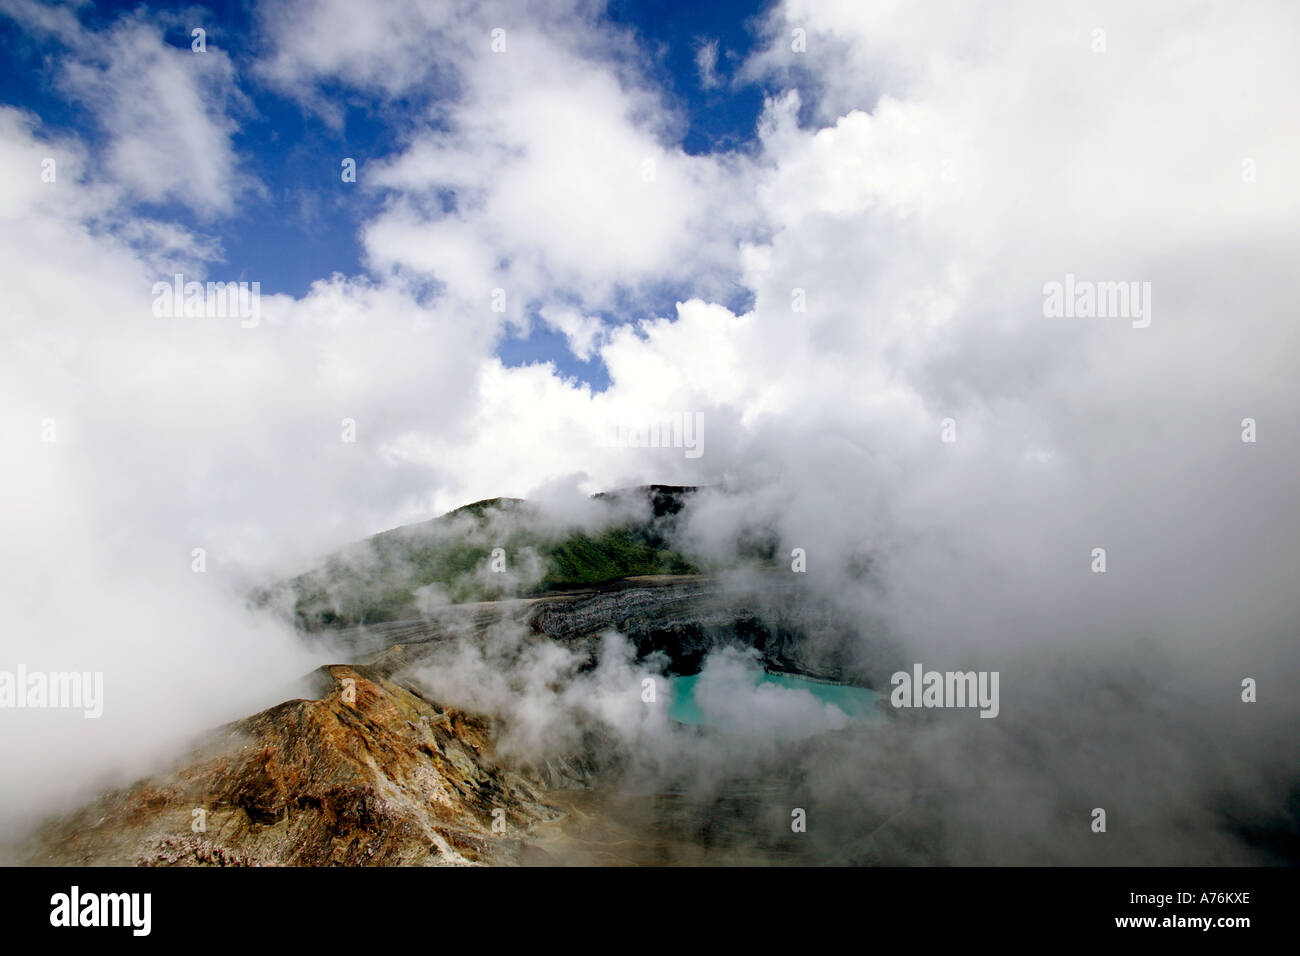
[
  {"xmin": 19, "ymin": 661, "xmax": 565, "ymax": 866},
  {"xmin": 16, "ymin": 573, "xmax": 890, "ymax": 866},
  {"xmin": 329, "ymin": 571, "xmax": 889, "ymax": 683}
]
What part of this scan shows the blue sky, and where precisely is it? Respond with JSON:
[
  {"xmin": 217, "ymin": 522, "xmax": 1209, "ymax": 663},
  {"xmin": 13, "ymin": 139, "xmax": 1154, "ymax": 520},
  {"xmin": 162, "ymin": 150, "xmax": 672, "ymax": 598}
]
[{"xmin": 1, "ymin": 0, "xmax": 775, "ymax": 390}]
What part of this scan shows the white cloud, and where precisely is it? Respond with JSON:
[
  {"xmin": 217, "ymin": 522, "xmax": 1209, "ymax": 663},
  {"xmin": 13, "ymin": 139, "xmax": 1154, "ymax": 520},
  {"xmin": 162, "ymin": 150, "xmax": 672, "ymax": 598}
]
[
  {"xmin": 1, "ymin": 3, "xmax": 253, "ymax": 217},
  {"xmin": 695, "ymin": 38, "xmax": 721, "ymax": 90},
  {"xmin": 252, "ymin": 0, "xmax": 467, "ymax": 113},
  {"xmin": 539, "ymin": 305, "xmax": 605, "ymax": 361},
  {"xmin": 258, "ymin": 0, "xmax": 754, "ymax": 315},
  {"xmin": 362, "ymin": 51, "xmax": 747, "ymax": 313}
]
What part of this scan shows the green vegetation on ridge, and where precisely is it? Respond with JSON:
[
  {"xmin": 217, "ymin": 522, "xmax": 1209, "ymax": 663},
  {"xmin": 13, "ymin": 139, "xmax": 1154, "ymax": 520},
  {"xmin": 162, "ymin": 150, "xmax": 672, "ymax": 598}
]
[{"xmin": 278, "ymin": 493, "xmax": 701, "ymax": 630}]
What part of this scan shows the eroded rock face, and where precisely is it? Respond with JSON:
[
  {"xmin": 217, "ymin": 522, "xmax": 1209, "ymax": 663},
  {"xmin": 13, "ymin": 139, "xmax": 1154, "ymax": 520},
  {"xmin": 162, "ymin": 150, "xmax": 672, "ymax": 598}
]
[
  {"xmin": 527, "ymin": 575, "xmax": 880, "ymax": 685},
  {"xmin": 317, "ymin": 574, "xmax": 889, "ymax": 688},
  {"xmin": 20, "ymin": 664, "xmax": 562, "ymax": 866}
]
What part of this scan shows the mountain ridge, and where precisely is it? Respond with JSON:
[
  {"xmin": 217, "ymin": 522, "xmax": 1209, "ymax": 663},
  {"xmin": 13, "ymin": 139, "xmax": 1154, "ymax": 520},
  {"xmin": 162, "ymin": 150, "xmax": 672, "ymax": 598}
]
[{"xmin": 267, "ymin": 485, "xmax": 756, "ymax": 630}]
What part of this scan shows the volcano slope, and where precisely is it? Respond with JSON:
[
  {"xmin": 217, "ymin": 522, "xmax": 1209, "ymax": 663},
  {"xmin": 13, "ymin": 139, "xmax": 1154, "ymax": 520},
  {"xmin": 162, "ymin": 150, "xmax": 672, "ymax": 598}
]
[
  {"xmin": 19, "ymin": 475, "xmax": 916, "ymax": 870},
  {"xmin": 16, "ymin": 564, "xmax": 1296, "ymax": 867},
  {"xmin": 14, "ymin": 570, "xmax": 892, "ymax": 867},
  {"xmin": 28, "ymin": 489, "xmax": 1288, "ymax": 867},
  {"xmin": 19, "ymin": 660, "xmax": 568, "ymax": 866}
]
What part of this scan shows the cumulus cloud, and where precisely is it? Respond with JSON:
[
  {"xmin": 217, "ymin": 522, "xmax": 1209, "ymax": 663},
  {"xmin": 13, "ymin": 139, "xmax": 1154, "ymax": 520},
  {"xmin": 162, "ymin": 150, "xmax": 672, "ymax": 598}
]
[
  {"xmin": 0, "ymin": 109, "xmax": 484, "ymax": 836},
  {"xmin": 1, "ymin": 1, "xmax": 255, "ymax": 217},
  {"xmin": 257, "ymin": 0, "xmax": 755, "ymax": 316},
  {"xmin": 359, "ymin": 60, "xmax": 748, "ymax": 313}
]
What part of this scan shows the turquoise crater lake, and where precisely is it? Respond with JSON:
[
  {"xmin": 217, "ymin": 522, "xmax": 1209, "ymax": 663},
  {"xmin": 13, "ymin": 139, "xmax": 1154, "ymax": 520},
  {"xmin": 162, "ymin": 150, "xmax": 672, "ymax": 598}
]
[{"xmin": 667, "ymin": 670, "xmax": 879, "ymax": 726}]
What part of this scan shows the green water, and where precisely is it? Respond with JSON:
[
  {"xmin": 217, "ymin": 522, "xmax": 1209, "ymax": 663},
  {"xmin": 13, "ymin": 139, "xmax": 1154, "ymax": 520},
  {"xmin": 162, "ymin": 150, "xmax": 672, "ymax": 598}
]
[{"xmin": 668, "ymin": 670, "xmax": 878, "ymax": 725}]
